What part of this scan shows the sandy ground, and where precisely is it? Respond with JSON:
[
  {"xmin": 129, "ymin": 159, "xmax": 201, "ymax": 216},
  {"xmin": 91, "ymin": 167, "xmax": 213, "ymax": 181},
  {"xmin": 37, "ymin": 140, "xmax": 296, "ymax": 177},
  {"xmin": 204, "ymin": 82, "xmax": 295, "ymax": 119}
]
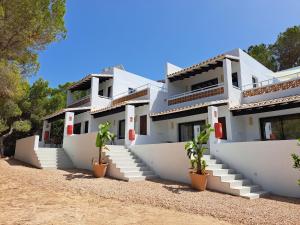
[
  {"xmin": 0, "ymin": 158, "xmax": 230, "ymax": 225},
  {"xmin": 1, "ymin": 158, "xmax": 300, "ymax": 225}
]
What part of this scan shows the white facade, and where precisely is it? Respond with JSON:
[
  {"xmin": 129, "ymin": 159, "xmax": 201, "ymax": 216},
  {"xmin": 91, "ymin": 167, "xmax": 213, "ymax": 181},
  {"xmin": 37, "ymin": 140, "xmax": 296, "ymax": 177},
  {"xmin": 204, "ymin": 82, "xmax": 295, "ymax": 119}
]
[{"xmin": 41, "ymin": 48, "xmax": 300, "ymax": 146}]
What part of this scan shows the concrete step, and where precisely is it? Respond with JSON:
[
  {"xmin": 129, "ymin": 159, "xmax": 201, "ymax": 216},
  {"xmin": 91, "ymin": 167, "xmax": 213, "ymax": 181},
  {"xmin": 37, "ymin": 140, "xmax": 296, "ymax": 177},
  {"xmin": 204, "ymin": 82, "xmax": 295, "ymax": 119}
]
[
  {"xmin": 105, "ymin": 148, "xmax": 157, "ymax": 182},
  {"xmin": 240, "ymin": 191, "xmax": 269, "ymax": 200},
  {"xmin": 205, "ymin": 154, "xmax": 268, "ymax": 199},
  {"xmin": 227, "ymin": 179, "xmax": 252, "ymax": 187},
  {"xmin": 36, "ymin": 148, "xmax": 74, "ymax": 169},
  {"xmin": 207, "ymin": 168, "xmax": 235, "ymax": 175},
  {"xmin": 125, "ymin": 175, "xmax": 158, "ymax": 181}
]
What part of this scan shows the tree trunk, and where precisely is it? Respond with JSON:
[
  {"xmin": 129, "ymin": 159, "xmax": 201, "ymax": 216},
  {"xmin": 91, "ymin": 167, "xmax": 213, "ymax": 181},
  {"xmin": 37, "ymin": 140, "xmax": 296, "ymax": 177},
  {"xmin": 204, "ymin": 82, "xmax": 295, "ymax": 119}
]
[
  {"xmin": 98, "ymin": 146, "xmax": 102, "ymax": 164},
  {"xmin": 197, "ymin": 157, "xmax": 202, "ymax": 174},
  {"xmin": 0, "ymin": 126, "xmax": 14, "ymax": 157}
]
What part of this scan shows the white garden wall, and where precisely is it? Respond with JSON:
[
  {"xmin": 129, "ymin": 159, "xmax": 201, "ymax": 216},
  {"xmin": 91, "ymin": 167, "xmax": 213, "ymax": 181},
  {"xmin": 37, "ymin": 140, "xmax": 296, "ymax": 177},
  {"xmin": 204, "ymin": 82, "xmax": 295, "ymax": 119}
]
[
  {"xmin": 63, "ymin": 132, "xmax": 120, "ymax": 170},
  {"xmin": 131, "ymin": 142, "xmax": 191, "ymax": 183},
  {"xmin": 15, "ymin": 135, "xmax": 41, "ymax": 168},
  {"xmin": 211, "ymin": 140, "xmax": 300, "ymax": 198}
]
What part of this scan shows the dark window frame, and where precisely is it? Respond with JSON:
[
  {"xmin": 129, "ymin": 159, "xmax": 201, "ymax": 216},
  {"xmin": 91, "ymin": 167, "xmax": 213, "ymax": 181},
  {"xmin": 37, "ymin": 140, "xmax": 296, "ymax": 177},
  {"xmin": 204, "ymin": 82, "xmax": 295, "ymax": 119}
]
[
  {"xmin": 84, "ymin": 121, "xmax": 89, "ymax": 133},
  {"xmin": 178, "ymin": 120, "xmax": 206, "ymax": 142},
  {"xmin": 73, "ymin": 123, "xmax": 81, "ymax": 134},
  {"xmin": 107, "ymin": 86, "xmax": 112, "ymax": 98},
  {"xmin": 218, "ymin": 117, "xmax": 227, "ymax": 140},
  {"xmin": 252, "ymin": 76, "xmax": 258, "ymax": 88},
  {"xmin": 191, "ymin": 78, "xmax": 218, "ymax": 91},
  {"xmin": 259, "ymin": 113, "xmax": 300, "ymax": 140},
  {"xmin": 232, "ymin": 72, "xmax": 239, "ymax": 88},
  {"xmin": 98, "ymin": 89, "xmax": 104, "ymax": 96},
  {"xmin": 118, "ymin": 119, "xmax": 125, "ymax": 139},
  {"xmin": 139, "ymin": 115, "xmax": 147, "ymax": 135}
]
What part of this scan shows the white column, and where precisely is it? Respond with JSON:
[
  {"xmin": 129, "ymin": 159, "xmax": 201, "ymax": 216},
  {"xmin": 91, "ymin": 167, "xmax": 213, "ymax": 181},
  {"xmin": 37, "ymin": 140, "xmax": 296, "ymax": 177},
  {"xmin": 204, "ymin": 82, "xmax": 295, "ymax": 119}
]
[
  {"xmin": 125, "ymin": 104, "xmax": 135, "ymax": 147},
  {"xmin": 208, "ymin": 106, "xmax": 220, "ymax": 152},
  {"xmin": 223, "ymin": 58, "xmax": 233, "ymax": 99},
  {"xmin": 224, "ymin": 109, "xmax": 234, "ymax": 141},
  {"xmin": 90, "ymin": 77, "xmax": 99, "ymax": 108},
  {"xmin": 63, "ymin": 112, "xmax": 74, "ymax": 137},
  {"xmin": 67, "ymin": 90, "xmax": 73, "ymax": 106},
  {"xmin": 41, "ymin": 120, "xmax": 51, "ymax": 143}
]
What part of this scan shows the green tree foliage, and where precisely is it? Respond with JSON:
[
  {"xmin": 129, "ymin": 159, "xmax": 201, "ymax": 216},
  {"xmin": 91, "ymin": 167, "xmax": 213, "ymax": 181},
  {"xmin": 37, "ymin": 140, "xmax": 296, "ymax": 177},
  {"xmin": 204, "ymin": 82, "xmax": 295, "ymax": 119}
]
[
  {"xmin": 247, "ymin": 25, "xmax": 300, "ymax": 71},
  {"xmin": 0, "ymin": 0, "xmax": 66, "ymax": 75},
  {"xmin": 96, "ymin": 122, "xmax": 115, "ymax": 164},
  {"xmin": 184, "ymin": 124, "xmax": 214, "ymax": 175},
  {"xmin": 247, "ymin": 44, "xmax": 277, "ymax": 71},
  {"xmin": 273, "ymin": 26, "xmax": 300, "ymax": 70}
]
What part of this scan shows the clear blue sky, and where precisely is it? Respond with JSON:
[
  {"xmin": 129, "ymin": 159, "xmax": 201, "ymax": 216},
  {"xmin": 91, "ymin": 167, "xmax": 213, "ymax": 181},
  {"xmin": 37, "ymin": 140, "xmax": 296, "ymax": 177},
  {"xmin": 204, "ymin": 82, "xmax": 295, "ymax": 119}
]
[{"xmin": 32, "ymin": 0, "xmax": 300, "ymax": 87}]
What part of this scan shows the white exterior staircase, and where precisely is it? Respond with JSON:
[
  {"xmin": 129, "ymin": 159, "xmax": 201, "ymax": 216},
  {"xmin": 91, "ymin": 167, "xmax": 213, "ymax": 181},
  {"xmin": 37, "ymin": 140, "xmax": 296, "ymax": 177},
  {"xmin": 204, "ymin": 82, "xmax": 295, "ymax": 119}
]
[
  {"xmin": 35, "ymin": 148, "xmax": 74, "ymax": 169},
  {"xmin": 204, "ymin": 154, "xmax": 268, "ymax": 199},
  {"xmin": 104, "ymin": 146, "xmax": 157, "ymax": 181}
]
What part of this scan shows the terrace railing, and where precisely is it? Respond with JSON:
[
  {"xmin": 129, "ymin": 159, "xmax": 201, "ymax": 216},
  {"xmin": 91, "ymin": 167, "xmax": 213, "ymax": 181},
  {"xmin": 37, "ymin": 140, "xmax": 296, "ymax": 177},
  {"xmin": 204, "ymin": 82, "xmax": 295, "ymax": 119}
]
[
  {"xmin": 242, "ymin": 72, "xmax": 300, "ymax": 98},
  {"xmin": 168, "ymin": 83, "xmax": 225, "ymax": 106}
]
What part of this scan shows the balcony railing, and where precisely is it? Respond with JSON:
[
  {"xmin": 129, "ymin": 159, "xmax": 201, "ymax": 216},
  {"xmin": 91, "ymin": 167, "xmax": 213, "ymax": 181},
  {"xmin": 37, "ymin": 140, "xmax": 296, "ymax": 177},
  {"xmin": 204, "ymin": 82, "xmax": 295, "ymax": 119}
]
[
  {"xmin": 67, "ymin": 95, "xmax": 90, "ymax": 108},
  {"xmin": 242, "ymin": 72, "xmax": 300, "ymax": 90},
  {"xmin": 242, "ymin": 72, "xmax": 300, "ymax": 98},
  {"xmin": 112, "ymin": 83, "xmax": 166, "ymax": 105},
  {"xmin": 168, "ymin": 83, "xmax": 225, "ymax": 106}
]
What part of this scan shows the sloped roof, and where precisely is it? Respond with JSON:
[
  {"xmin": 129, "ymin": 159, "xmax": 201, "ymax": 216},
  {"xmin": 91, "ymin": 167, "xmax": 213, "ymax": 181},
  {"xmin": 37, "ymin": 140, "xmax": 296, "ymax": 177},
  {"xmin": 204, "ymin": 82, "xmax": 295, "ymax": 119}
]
[
  {"xmin": 167, "ymin": 54, "xmax": 239, "ymax": 81},
  {"xmin": 230, "ymin": 95, "xmax": 300, "ymax": 111},
  {"xmin": 43, "ymin": 106, "xmax": 91, "ymax": 121},
  {"xmin": 68, "ymin": 74, "xmax": 113, "ymax": 91},
  {"xmin": 150, "ymin": 99, "xmax": 228, "ymax": 117}
]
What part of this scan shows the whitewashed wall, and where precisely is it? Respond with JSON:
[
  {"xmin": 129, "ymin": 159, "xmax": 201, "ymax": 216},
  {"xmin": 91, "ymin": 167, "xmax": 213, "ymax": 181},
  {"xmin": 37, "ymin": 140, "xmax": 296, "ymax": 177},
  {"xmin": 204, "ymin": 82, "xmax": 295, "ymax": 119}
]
[
  {"xmin": 238, "ymin": 49, "xmax": 275, "ymax": 89},
  {"xmin": 15, "ymin": 135, "xmax": 41, "ymax": 168},
  {"xmin": 132, "ymin": 140, "xmax": 300, "ymax": 197},
  {"xmin": 131, "ymin": 142, "xmax": 191, "ymax": 183},
  {"xmin": 63, "ymin": 132, "xmax": 121, "ymax": 170},
  {"xmin": 74, "ymin": 111, "xmax": 91, "ymax": 134},
  {"xmin": 150, "ymin": 105, "xmax": 230, "ymax": 143},
  {"xmin": 211, "ymin": 140, "xmax": 300, "ymax": 198},
  {"xmin": 113, "ymin": 67, "xmax": 163, "ymax": 97},
  {"xmin": 233, "ymin": 107, "xmax": 300, "ymax": 141}
]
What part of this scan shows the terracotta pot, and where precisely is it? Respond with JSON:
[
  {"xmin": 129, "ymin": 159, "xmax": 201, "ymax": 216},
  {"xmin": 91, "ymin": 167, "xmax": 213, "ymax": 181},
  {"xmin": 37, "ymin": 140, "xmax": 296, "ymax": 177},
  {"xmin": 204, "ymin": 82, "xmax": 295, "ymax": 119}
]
[
  {"xmin": 189, "ymin": 172, "xmax": 209, "ymax": 191},
  {"xmin": 93, "ymin": 163, "xmax": 108, "ymax": 178}
]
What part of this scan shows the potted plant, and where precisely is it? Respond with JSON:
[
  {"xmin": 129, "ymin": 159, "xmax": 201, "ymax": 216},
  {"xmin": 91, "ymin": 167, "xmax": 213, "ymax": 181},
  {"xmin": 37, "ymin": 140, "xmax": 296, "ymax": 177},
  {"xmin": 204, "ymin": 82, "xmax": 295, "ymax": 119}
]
[
  {"xmin": 93, "ymin": 122, "xmax": 115, "ymax": 178},
  {"xmin": 185, "ymin": 124, "xmax": 214, "ymax": 191}
]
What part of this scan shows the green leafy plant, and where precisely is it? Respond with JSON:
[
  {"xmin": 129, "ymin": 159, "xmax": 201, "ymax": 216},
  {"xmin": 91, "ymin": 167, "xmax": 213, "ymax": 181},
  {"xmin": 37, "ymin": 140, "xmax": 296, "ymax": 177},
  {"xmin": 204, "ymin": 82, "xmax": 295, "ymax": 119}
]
[
  {"xmin": 95, "ymin": 122, "xmax": 115, "ymax": 164},
  {"xmin": 291, "ymin": 138, "xmax": 300, "ymax": 185},
  {"xmin": 185, "ymin": 124, "xmax": 214, "ymax": 175}
]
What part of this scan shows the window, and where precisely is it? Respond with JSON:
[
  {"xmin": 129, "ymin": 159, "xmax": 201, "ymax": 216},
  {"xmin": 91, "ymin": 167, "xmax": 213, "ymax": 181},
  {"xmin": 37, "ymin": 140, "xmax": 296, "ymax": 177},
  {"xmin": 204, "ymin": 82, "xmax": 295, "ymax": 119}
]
[
  {"xmin": 98, "ymin": 89, "xmax": 104, "ymax": 96},
  {"xmin": 260, "ymin": 114, "xmax": 300, "ymax": 140},
  {"xmin": 178, "ymin": 120, "xmax": 206, "ymax": 142},
  {"xmin": 118, "ymin": 120, "xmax": 125, "ymax": 139},
  {"xmin": 232, "ymin": 72, "xmax": 239, "ymax": 87},
  {"xmin": 139, "ymin": 115, "xmax": 147, "ymax": 135},
  {"xmin": 218, "ymin": 117, "xmax": 227, "ymax": 140},
  {"xmin": 107, "ymin": 86, "xmax": 112, "ymax": 98},
  {"xmin": 73, "ymin": 123, "xmax": 81, "ymax": 134},
  {"xmin": 191, "ymin": 78, "xmax": 218, "ymax": 91},
  {"xmin": 252, "ymin": 76, "xmax": 258, "ymax": 88},
  {"xmin": 84, "ymin": 121, "xmax": 89, "ymax": 133}
]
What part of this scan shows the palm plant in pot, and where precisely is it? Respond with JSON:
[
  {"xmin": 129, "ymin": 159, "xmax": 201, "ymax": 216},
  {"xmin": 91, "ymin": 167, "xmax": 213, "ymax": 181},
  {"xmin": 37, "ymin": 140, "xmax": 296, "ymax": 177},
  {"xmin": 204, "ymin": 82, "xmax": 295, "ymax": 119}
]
[
  {"xmin": 185, "ymin": 124, "xmax": 214, "ymax": 191},
  {"xmin": 93, "ymin": 122, "xmax": 115, "ymax": 178}
]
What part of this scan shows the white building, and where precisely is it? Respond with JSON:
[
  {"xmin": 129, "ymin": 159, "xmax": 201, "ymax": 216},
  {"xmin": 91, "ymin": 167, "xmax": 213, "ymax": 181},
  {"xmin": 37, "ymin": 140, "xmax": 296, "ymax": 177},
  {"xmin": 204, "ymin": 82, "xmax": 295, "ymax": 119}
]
[
  {"xmin": 42, "ymin": 48, "xmax": 300, "ymax": 146},
  {"xmin": 16, "ymin": 48, "xmax": 300, "ymax": 198}
]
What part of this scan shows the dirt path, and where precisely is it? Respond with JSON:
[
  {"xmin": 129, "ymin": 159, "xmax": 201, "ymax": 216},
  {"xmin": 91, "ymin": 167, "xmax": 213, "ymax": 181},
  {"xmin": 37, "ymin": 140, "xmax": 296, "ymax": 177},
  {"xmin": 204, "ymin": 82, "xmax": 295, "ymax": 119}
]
[{"xmin": 0, "ymin": 159, "xmax": 230, "ymax": 225}]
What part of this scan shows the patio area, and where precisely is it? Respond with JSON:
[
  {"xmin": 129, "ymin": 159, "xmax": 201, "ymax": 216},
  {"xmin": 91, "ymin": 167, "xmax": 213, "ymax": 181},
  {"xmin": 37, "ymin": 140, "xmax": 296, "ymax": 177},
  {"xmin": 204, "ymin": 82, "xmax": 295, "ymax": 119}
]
[{"xmin": 1, "ymin": 158, "xmax": 299, "ymax": 225}]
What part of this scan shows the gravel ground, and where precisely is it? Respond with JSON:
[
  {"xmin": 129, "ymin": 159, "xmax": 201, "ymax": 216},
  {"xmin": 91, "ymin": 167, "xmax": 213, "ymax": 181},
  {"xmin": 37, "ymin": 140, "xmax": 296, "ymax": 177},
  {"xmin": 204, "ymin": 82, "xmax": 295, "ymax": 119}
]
[{"xmin": 1, "ymin": 158, "xmax": 300, "ymax": 225}]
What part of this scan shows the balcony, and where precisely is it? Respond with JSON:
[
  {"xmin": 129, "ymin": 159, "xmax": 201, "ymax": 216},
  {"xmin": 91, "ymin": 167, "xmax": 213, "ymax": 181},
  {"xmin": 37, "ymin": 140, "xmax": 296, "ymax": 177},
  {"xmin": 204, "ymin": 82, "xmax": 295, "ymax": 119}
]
[
  {"xmin": 242, "ymin": 73, "xmax": 300, "ymax": 97},
  {"xmin": 168, "ymin": 83, "xmax": 225, "ymax": 106},
  {"xmin": 242, "ymin": 72, "xmax": 300, "ymax": 103},
  {"xmin": 67, "ymin": 95, "xmax": 90, "ymax": 108}
]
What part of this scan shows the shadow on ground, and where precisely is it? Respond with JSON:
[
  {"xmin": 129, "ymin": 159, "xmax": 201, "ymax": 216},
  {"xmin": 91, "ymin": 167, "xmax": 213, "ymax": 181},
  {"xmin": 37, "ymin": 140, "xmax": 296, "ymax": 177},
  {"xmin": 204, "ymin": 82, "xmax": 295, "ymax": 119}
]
[{"xmin": 63, "ymin": 170, "xmax": 94, "ymax": 180}]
